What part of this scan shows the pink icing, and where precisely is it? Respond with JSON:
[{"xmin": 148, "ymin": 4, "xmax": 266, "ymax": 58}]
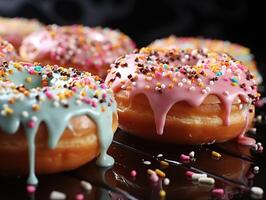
[
  {"xmin": 106, "ymin": 48, "xmax": 259, "ymax": 145},
  {"xmin": 20, "ymin": 25, "xmax": 136, "ymax": 77}
]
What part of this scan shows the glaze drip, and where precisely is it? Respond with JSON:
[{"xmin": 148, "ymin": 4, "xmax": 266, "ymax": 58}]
[
  {"xmin": 0, "ymin": 62, "xmax": 117, "ymax": 184},
  {"xmin": 106, "ymin": 48, "xmax": 259, "ymax": 142}
]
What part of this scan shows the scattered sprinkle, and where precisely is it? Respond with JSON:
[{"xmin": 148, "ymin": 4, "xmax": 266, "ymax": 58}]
[
  {"xmin": 155, "ymin": 169, "xmax": 166, "ymax": 177},
  {"xmin": 50, "ymin": 191, "xmax": 66, "ymax": 200},
  {"xmin": 189, "ymin": 151, "xmax": 195, "ymax": 159},
  {"xmin": 80, "ymin": 180, "xmax": 92, "ymax": 192},
  {"xmin": 143, "ymin": 160, "xmax": 151, "ymax": 165},
  {"xmin": 253, "ymin": 166, "xmax": 259, "ymax": 174},
  {"xmin": 186, "ymin": 171, "xmax": 194, "ymax": 178},
  {"xmin": 26, "ymin": 185, "xmax": 36, "ymax": 193},
  {"xmin": 198, "ymin": 177, "xmax": 215, "ymax": 185},
  {"xmin": 163, "ymin": 178, "xmax": 170, "ymax": 186},
  {"xmin": 160, "ymin": 160, "xmax": 169, "ymax": 167},
  {"xmin": 256, "ymin": 115, "xmax": 263, "ymax": 123},
  {"xmin": 130, "ymin": 170, "xmax": 137, "ymax": 177},
  {"xmin": 159, "ymin": 189, "xmax": 166, "ymax": 198},
  {"xmin": 150, "ymin": 173, "xmax": 159, "ymax": 182},
  {"xmin": 147, "ymin": 169, "xmax": 156, "ymax": 175},
  {"xmin": 191, "ymin": 173, "xmax": 207, "ymax": 180},
  {"xmin": 251, "ymin": 186, "xmax": 264, "ymax": 197},
  {"xmin": 211, "ymin": 151, "xmax": 221, "ymax": 158},
  {"xmin": 212, "ymin": 188, "xmax": 224, "ymax": 197},
  {"xmin": 75, "ymin": 194, "xmax": 84, "ymax": 200},
  {"xmin": 180, "ymin": 154, "xmax": 190, "ymax": 162}
]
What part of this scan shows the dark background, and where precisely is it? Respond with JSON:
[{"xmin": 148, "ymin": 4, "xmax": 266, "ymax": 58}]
[{"xmin": 1, "ymin": 0, "xmax": 265, "ymax": 64}]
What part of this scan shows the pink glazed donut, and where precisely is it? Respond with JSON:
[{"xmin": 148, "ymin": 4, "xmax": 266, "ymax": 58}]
[
  {"xmin": 106, "ymin": 48, "xmax": 260, "ymax": 145},
  {"xmin": 20, "ymin": 25, "xmax": 136, "ymax": 78}
]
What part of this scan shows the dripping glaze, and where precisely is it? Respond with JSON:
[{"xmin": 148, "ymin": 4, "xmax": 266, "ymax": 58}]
[
  {"xmin": 106, "ymin": 48, "xmax": 259, "ymax": 145},
  {"xmin": 0, "ymin": 62, "xmax": 116, "ymax": 184}
]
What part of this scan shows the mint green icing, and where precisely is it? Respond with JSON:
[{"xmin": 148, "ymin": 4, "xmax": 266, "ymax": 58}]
[{"xmin": 0, "ymin": 62, "xmax": 116, "ymax": 185}]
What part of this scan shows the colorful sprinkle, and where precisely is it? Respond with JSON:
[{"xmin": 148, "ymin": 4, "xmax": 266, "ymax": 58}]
[
  {"xmin": 212, "ymin": 188, "xmax": 224, "ymax": 197},
  {"xmin": 163, "ymin": 178, "xmax": 170, "ymax": 186},
  {"xmin": 191, "ymin": 173, "xmax": 207, "ymax": 180},
  {"xmin": 75, "ymin": 194, "xmax": 84, "ymax": 200},
  {"xmin": 130, "ymin": 170, "xmax": 137, "ymax": 177},
  {"xmin": 198, "ymin": 177, "xmax": 215, "ymax": 185},
  {"xmin": 211, "ymin": 151, "xmax": 221, "ymax": 158},
  {"xmin": 150, "ymin": 173, "xmax": 159, "ymax": 182},
  {"xmin": 159, "ymin": 189, "xmax": 166, "ymax": 198},
  {"xmin": 155, "ymin": 169, "xmax": 166, "ymax": 177},
  {"xmin": 26, "ymin": 185, "xmax": 36, "ymax": 193},
  {"xmin": 50, "ymin": 191, "xmax": 66, "ymax": 200},
  {"xmin": 180, "ymin": 154, "xmax": 190, "ymax": 162}
]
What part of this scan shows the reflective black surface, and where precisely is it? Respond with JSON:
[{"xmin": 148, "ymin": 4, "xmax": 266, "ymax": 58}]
[{"xmin": 1, "ymin": 114, "xmax": 265, "ymax": 200}]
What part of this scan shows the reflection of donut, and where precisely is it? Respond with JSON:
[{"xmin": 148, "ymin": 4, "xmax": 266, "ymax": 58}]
[
  {"xmin": 149, "ymin": 36, "xmax": 262, "ymax": 84},
  {"xmin": 0, "ymin": 17, "xmax": 43, "ymax": 50},
  {"xmin": 106, "ymin": 48, "xmax": 259, "ymax": 145},
  {"xmin": 0, "ymin": 62, "xmax": 118, "ymax": 184},
  {"xmin": 0, "ymin": 37, "xmax": 19, "ymax": 65},
  {"xmin": 20, "ymin": 25, "xmax": 136, "ymax": 77}
]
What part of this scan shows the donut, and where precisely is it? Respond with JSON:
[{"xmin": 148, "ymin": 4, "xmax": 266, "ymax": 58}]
[
  {"xmin": 0, "ymin": 37, "xmax": 19, "ymax": 65},
  {"xmin": 0, "ymin": 17, "xmax": 43, "ymax": 50},
  {"xmin": 149, "ymin": 36, "xmax": 262, "ymax": 84},
  {"xmin": 20, "ymin": 25, "xmax": 136, "ymax": 77},
  {"xmin": 0, "ymin": 61, "xmax": 118, "ymax": 185},
  {"xmin": 105, "ymin": 48, "xmax": 260, "ymax": 145}
]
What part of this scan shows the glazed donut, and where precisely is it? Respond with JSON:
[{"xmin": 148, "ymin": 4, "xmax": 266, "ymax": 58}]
[
  {"xmin": 0, "ymin": 37, "xmax": 19, "ymax": 65},
  {"xmin": 20, "ymin": 25, "xmax": 136, "ymax": 77},
  {"xmin": 0, "ymin": 62, "xmax": 118, "ymax": 185},
  {"xmin": 149, "ymin": 36, "xmax": 262, "ymax": 84},
  {"xmin": 0, "ymin": 17, "xmax": 43, "ymax": 50},
  {"xmin": 106, "ymin": 48, "xmax": 259, "ymax": 145}
]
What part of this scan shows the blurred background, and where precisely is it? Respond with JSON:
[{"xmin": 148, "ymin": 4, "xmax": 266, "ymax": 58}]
[{"xmin": 0, "ymin": 0, "xmax": 265, "ymax": 75}]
